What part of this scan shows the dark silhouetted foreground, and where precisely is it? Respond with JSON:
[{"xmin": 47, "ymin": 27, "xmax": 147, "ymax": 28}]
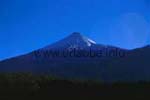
[{"xmin": 0, "ymin": 73, "xmax": 150, "ymax": 99}]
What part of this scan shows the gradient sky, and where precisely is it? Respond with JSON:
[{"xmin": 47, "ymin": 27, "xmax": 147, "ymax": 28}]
[{"xmin": 0, "ymin": 0, "xmax": 150, "ymax": 60}]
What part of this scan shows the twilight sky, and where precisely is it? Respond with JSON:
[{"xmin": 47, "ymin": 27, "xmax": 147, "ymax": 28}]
[{"xmin": 0, "ymin": 0, "xmax": 150, "ymax": 60}]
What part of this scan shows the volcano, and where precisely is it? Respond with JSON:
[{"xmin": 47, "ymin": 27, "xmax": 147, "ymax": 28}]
[{"xmin": 0, "ymin": 32, "xmax": 150, "ymax": 82}]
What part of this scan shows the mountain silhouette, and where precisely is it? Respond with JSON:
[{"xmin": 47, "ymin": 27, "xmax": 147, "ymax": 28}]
[{"xmin": 0, "ymin": 32, "xmax": 149, "ymax": 82}]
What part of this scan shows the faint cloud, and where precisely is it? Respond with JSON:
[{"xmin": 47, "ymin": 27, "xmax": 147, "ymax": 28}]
[{"xmin": 108, "ymin": 12, "xmax": 150, "ymax": 49}]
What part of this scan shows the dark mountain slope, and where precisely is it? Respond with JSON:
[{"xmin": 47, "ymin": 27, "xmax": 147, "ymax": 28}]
[{"xmin": 105, "ymin": 45, "xmax": 150, "ymax": 82}]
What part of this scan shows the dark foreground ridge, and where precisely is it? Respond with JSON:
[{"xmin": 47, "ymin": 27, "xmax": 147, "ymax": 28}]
[{"xmin": 0, "ymin": 73, "xmax": 150, "ymax": 99}]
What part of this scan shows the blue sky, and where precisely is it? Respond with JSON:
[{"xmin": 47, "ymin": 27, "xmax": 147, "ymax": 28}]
[{"xmin": 0, "ymin": 0, "xmax": 150, "ymax": 60}]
